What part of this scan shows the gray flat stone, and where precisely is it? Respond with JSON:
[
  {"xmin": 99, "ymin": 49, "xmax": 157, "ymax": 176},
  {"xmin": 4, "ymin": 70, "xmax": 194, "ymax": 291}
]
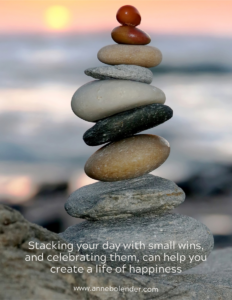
[
  {"xmin": 65, "ymin": 174, "xmax": 185, "ymax": 220},
  {"xmin": 85, "ymin": 65, "xmax": 153, "ymax": 84},
  {"xmin": 60, "ymin": 213, "xmax": 214, "ymax": 273},
  {"xmin": 83, "ymin": 103, "xmax": 173, "ymax": 146}
]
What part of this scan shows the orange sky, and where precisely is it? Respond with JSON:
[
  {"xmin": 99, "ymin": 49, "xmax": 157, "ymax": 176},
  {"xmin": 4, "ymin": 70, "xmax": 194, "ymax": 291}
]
[{"xmin": 0, "ymin": 0, "xmax": 232, "ymax": 35}]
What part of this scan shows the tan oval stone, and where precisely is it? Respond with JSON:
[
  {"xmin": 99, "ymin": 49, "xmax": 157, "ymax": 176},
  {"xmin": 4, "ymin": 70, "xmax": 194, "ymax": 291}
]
[
  {"xmin": 97, "ymin": 44, "xmax": 162, "ymax": 68},
  {"xmin": 85, "ymin": 134, "xmax": 170, "ymax": 182}
]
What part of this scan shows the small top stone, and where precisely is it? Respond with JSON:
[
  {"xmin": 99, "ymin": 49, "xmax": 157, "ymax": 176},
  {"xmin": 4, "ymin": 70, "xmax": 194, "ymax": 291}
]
[
  {"xmin": 116, "ymin": 5, "xmax": 141, "ymax": 27},
  {"xmin": 65, "ymin": 174, "xmax": 185, "ymax": 220}
]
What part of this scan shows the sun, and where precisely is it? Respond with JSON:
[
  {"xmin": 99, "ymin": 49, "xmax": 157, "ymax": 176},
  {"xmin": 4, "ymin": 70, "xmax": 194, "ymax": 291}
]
[{"xmin": 45, "ymin": 5, "xmax": 70, "ymax": 30}]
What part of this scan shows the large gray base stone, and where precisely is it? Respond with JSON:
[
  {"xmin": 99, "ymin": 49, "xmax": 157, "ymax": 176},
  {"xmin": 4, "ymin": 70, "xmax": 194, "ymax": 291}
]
[
  {"xmin": 60, "ymin": 213, "xmax": 214, "ymax": 273},
  {"xmin": 0, "ymin": 205, "xmax": 231, "ymax": 300}
]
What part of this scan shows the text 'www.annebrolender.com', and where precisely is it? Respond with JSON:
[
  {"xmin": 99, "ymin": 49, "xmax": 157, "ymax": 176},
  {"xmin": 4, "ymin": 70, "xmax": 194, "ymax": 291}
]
[{"xmin": 73, "ymin": 286, "xmax": 158, "ymax": 293}]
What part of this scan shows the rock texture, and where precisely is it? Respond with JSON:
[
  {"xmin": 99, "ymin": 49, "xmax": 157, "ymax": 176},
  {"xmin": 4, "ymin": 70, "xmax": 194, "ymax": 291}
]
[
  {"xmin": 65, "ymin": 174, "xmax": 185, "ymax": 220},
  {"xmin": 83, "ymin": 104, "xmax": 173, "ymax": 146},
  {"xmin": 0, "ymin": 204, "xmax": 85, "ymax": 300},
  {"xmin": 97, "ymin": 44, "xmax": 162, "ymax": 68},
  {"xmin": 71, "ymin": 80, "xmax": 165, "ymax": 122},
  {"xmin": 85, "ymin": 134, "xmax": 170, "ymax": 181},
  {"xmin": 60, "ymin": 213, "xmax": 214, "ymax": 272},
  {"xmin": 85, "ymin": 65, "xmax": 153, "ymax": 84},
  {"xmin": 0, "ymin": 204, "xmax": 231, "ymax": 300}
]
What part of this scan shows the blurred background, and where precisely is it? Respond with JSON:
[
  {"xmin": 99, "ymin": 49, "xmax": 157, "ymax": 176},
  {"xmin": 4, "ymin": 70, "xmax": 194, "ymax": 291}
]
[{"xmin": 0, "ymin": 0, "xmax": 232, "ymax": 247}]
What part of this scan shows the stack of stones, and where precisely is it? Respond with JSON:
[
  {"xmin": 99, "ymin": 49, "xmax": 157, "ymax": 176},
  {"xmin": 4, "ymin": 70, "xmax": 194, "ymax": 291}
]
[{"xmin": 61, "ymin": 5, "xmax": 214, "ymax": 274}]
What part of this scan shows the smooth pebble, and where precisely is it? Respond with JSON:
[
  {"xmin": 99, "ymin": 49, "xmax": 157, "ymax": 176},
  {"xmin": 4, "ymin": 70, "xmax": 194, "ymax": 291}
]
[
  {"xmin": 97, "ymin": 44, "xmax": 162, "ymax": 68},
  {"xmin": 111, "ymin": 26, "xmax": 151, "ymax": 45},
  {"xmin": 83, "ymin": 103, "xmax": 173, "ymax": 146},
  {"xmin": 84, "ymin": 134, "xmax": 170, "ymax": 181},
  {"xmin": 71, "ymin": 80, "xmax": 165, "ymax": 122}
]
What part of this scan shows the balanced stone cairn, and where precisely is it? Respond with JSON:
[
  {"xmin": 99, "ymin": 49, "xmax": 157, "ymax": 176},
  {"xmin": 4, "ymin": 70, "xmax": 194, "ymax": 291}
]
[{"xmin": 61, "ymin": 5, "xmax": 214, "ymax": 275}]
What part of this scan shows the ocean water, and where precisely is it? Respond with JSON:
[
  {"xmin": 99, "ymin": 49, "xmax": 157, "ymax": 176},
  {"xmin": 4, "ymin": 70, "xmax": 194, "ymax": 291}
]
[{"xmin": 0, "ymin": 33, "xmax": 232, "ymax": 199}]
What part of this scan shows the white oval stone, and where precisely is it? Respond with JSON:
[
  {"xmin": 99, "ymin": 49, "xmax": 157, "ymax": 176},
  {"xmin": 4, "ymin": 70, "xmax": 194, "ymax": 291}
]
[{"xmin": 71, "ymin": 80, "xmax": 166, "ymax": 122}]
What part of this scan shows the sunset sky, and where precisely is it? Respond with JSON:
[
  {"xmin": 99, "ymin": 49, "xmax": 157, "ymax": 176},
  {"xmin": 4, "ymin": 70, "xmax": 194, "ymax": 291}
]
[{"xmin": 1, "ymin": 0, "xmax": 232, "ymax": 35}]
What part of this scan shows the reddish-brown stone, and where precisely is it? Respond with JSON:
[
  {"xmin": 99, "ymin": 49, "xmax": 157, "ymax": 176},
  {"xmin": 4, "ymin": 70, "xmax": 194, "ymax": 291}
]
[
  {"xmin": 116, "ymin": 5, "xmax": 141, "ymax": 27},
  {"xmin": 111, "ymin": 26, "xmax": 151, "ymax": 45}
]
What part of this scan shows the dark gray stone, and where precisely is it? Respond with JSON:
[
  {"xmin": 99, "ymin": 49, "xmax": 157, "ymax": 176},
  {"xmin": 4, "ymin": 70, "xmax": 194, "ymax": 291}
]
[
  {"xmin": 65, "ymin": 174, "xmax": 185, "ymax": 220},
  {"xmin": 85, "ymin": 65, "xmax": 153, "ymax": 84},
  {"xmin": 83, "ymin": 104, "xmax": 173, "ymax": 146},
  {"xmin": 60, "ymin": 213, "xmax": 214, "ymax": 273}
]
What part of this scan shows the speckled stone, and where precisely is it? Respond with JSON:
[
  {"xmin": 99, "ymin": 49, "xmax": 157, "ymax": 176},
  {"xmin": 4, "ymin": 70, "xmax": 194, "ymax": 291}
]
[
  {"xmin": 85, "ymin": 134, "xmax": 170, "ymax": 182},
  {"xmin": 97, "ymin": 45, "xmax": 162, "ymax": 68},
  {"xmin": 65, "ymin": 174, "xmax": 185, "ymax": 220},
  {"xmin": 83, "ymin": 104, "xmax": 173, "ymax": 146},
  {"xmin": 60, "ymin": 213, "xmax": 214, "ymax": 273},
  {"xmin": 84, "ymin": 65, "xmax": 153, "ymax": 84},
  {"xmin": 71, "ymin": 80, "xmax": 165, "ymax": 122}
]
